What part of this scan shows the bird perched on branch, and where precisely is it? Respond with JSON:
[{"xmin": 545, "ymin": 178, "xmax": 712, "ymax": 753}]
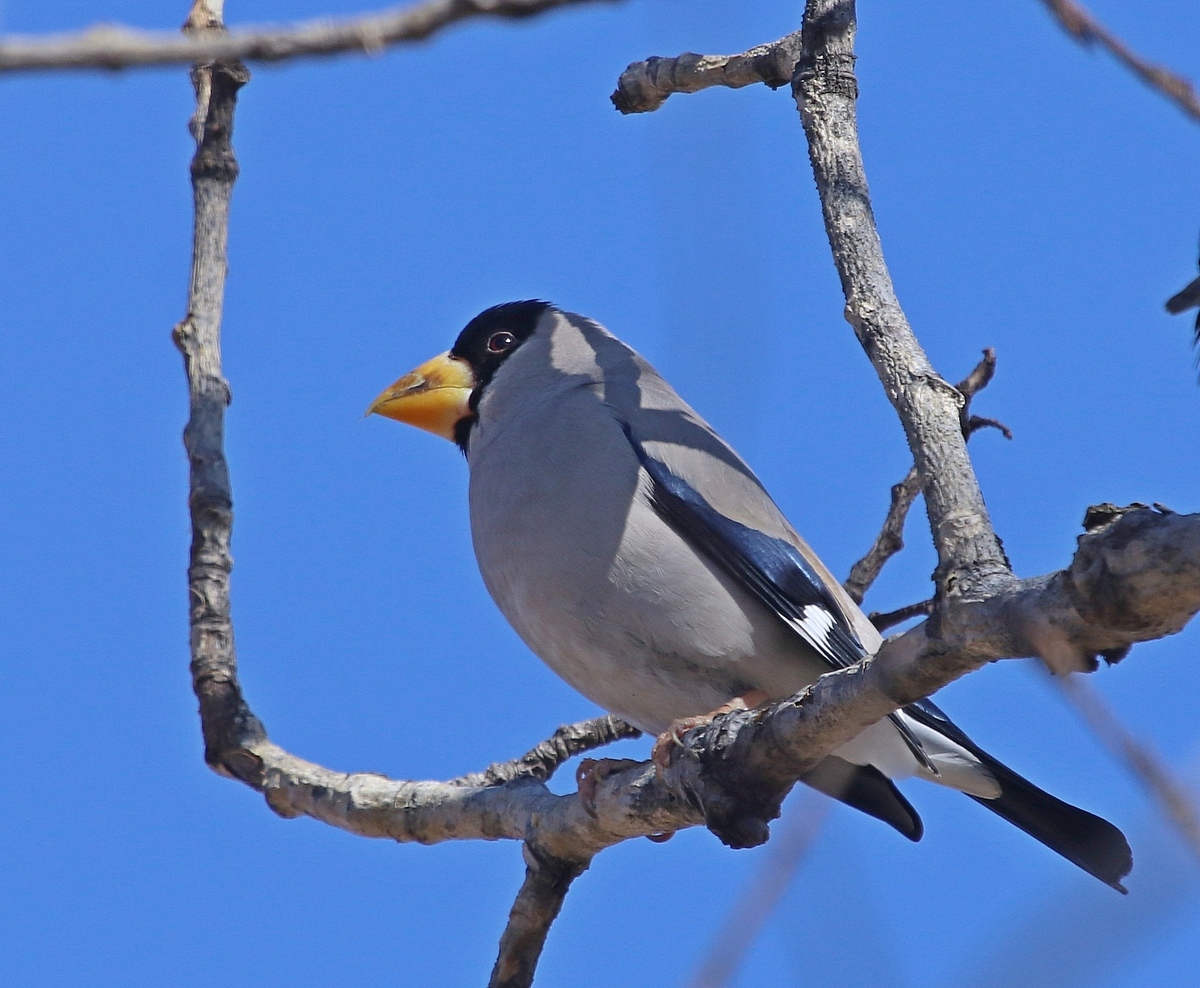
[{"xmin": 368, "ymin": 300, "xmax": 1132, "ymax": 891}]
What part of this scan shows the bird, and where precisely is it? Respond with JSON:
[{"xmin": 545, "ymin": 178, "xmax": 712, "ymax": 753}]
[{"xmin": 368, "ymin": 300, "xmax": 1133, "ymax": 891}]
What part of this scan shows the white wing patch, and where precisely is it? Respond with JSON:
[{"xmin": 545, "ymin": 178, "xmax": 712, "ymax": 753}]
[{"xmin": 784, "ymin": 604, "xmax": 839, "ymax": 661}]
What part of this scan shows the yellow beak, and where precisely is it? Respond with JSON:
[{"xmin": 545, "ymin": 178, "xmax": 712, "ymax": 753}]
[{"xmin": 366, "ymin": 351, "xmax": 476, "ymax": 442}]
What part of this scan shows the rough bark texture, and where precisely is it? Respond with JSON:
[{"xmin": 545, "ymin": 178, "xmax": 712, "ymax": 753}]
[
  {"xmin": 794, "ymin": 0, "xmax": 1014, "ymax": 604},
  {"xmin": 12, "ymin": 0, "xmax": 1188, "ymax": 984},
  {"xmin": 845, "ymin": 349, "xmax": 1010, "ymax": 607},
  {"xmin": 0, "ymin": 0, "xmax": 619, "ymax": 73},
  {"xmin": 172, "ymin": 6, "xmax": 264, "ymax": 783},
  {"xmin": 489, "ymin": 845, "xmax": 588, "ymax": 988},
  {"xmin": 611, "ymin": 31, "xmax": 803, "ymax": 114}
]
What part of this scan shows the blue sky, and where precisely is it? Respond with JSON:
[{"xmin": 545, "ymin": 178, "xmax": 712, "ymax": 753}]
[{"xmin": 2, "ymin": 1, "xmax": 1199, "ymax": 985}]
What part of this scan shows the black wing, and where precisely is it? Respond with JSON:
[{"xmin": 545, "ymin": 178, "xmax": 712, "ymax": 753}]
[
  {"xmin": 622, "ymin": 425, "xmax": 936, "ymax": 773},
  {"xmin": 623, "ymin": 426, "xmax": 1133, "ymax": 888}
]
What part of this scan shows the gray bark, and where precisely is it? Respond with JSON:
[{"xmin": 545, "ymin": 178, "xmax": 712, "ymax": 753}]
[
  {"xmin": 794, "ymin": 0, "xmax": 1013, "ymax": 603},
  {"xmin": 17, "ymin": 0, "xmax": 1191, "ymax": 984},
  {"xmin": 611, "ymin": 31, "xmax": 803, "ymax": 114},
  {"xmin": 0, "ymin": 0, "xmax": 620, "ymax": 74}
]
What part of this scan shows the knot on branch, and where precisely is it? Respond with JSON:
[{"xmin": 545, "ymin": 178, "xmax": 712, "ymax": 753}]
[
  {"xmin": 189, "ymin": 59, "xmax": 249, "ymax": 177},
  {"xmin": 1068, "ymin": 505, "xmax": 1200, "ymax": 642},
  {"xmin": 660, "ymin": 704, "xmax": 809, "ymax": 849},
  {"xmin": 198, "ymin": 703, "xmax": 267, "ymax": 781},
  {"xmin": 611, "ymin": 32, "xmax": 804, "ymax": 115},
  {"xmin": 611, "ymin": 55, "xmax": 682, "ymax": 114}
]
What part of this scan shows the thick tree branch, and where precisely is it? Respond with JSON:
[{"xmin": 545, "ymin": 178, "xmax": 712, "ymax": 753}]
[
  {"xmin": 611, "ymin": 31, "xmax": 802, "ymax": 115},
  {"xmin": 1038, "ymin": 0, "xmax": 1200, "ymax": 124},
  {"xmin": 0, "ymin": 0, "xmax": 618, "ymax": 74},
  {"xmin": 659, "ymin": 506, "xmax": 1200, "ymax": 847},
  {"xmin": 224, "ymin": 506, "xmax": 1200, "ymax": 858}
]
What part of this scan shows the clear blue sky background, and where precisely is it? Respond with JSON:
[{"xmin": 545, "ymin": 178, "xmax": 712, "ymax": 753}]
[{"xmin": 2, "ymin": 1, "xmax": 1199, "ymax": 985}]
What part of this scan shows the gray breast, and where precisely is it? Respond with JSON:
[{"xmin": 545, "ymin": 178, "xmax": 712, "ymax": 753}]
[{"xmin": 464, "ymin": 316, "xmax": 828, "ymax": 732}]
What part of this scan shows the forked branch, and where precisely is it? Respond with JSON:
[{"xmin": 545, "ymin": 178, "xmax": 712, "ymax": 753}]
[
  {"xmin": 164, "ymin": 2, "xmax": 1200, "ymax": 986},
  {"xmin": 843, "ymin": 349, "xmax": 1011, "ymax": 607}
]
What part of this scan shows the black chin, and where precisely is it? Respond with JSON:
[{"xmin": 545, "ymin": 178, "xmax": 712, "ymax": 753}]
[{"xmin": 453, "ymin": 415, "xmax": 475, "ymax": 455}]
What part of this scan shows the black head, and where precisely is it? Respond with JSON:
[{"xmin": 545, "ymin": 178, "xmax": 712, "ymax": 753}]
[{"xmin": 449, "ymin": 299, "xmax": 553, "ymax": 450}]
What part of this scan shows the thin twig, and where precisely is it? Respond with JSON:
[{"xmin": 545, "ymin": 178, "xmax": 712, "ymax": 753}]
[
  {"xmin": 843, "ymin": 350, "xmax": 1011, "ymax": 604},
  {"xmin": 1166, "ymin": 275, "xmax": 1200, "ymax": 316},
  {"xmin": 453, "ymin": 715, "xmax": 641, "ymax": 787},
  {"xmin": 1057, "ymin": 674, "xmax": 1200, "ymax": 859},
  {"xmin": 843, "ymin": 467, "xmax": 921, "ymax": 605},
  {"xmin": 611, "ymin": 31, "xmax": 803, "ymax": 114},
  {"xmin": 0, "ymin": 0, "xmax": 619, "ymax": 74},
  {"xmin": 868, "ymin": 598, "xmax": 933, "ymax": 632},
  {"xmin": 1038, "ymin": 0, "xmax": 1200, "ymax": 124},
  {"xmin": 685, "ymin": 792, "xmax": 828, "ymax": 988},
  {"xmin": 1165, "ymin": 247, "xmax": 1200, "ymax": 352}
]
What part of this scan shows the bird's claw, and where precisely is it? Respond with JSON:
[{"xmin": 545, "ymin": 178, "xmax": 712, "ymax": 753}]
[
  {"xmin": 650, "ymin": 690, "xmax": 771, "ymax": 778},
  {"xmin": 575, "ymin": 757, "xmax": 643, "ymax": 818}
]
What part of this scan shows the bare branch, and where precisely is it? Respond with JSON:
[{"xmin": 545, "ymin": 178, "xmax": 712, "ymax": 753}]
[
  {"xmin": 490, "ymin": 844, "xmax": 588, "ymax": 988},
  {"xmin": 843, "ymin": 467, "xmax": 921, "ymax": 605},
  {"xmin": 1165, "ymin": 251, "xmax": 1200, "ymax": 352},
  {"xmin": 1166, "ymin": 275, "xmax": 1200, "ymax": 316},
  {"xmin": 843, "ymin": 350, "xmax": 1011, "ymax": 604},
  {"xmin": 168, "ymin": 502, "xmax": 1200, "ymax": 864},
  {"xmin": 0, "ymin": 0, "xmax": 619, "ymax": 74},
  {"xmin": 611, "ymin": 31, "xmax": 802, "ymax": 115},
  {"xmin": 1058, "ymin": 675, "xmax": 1200, "ymax": 860},
  {"xmin": 172, "ymin": 6, "xmax": 264, "ymax": 783},
  {"xmin": 1038, "ymin": 0, "xmax": 1200, "ymax": 124},
  {"xmin": 793, "ymin": 1, "xmax": 1014, "ymax": 603},
  {"xmin": 868, "ymin": 598, "xmax": 933, "ymax": 632},
  {"xmin": 453, "ymin": 715, "xmax": 642, "ymax": 788},
  {"xmin": 659, "ymin": 505, "xmax": 1200, "ymax": 848},
  {"xmin": 156, "ymin": 1, "xmax": 1200, "ymax": 978}
]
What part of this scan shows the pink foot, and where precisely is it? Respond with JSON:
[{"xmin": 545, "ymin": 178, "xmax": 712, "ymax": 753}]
[
  {"xmin": 575, "ymin": 757, "xmax": 644, "ymax": 818},
  {"xmin": 650, "ymin": 690, "xmax": 772, "ymax": 777}
]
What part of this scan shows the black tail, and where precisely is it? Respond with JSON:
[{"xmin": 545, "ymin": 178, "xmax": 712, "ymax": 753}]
[
  {"xmin": 904, "ymin": 699, "xmax": 1133, "ymax": 892},
  {"xmin": 967, "ymin": 750, "xmax": 1133, "ymax": 893},
  {"xmin": 802, "ymin": 756, "xmax": 924, "ymax": 842}
]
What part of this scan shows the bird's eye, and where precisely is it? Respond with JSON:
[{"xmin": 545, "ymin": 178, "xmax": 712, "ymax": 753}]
[{"xmin": 487, "ymin": 331, "xmax": 517, "ymax": 353}]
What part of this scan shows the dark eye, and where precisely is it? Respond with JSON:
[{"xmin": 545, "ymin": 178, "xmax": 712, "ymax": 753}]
[{"xmin": 487, "ymin": 331, "xmax": 517, "ymax": 353}]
